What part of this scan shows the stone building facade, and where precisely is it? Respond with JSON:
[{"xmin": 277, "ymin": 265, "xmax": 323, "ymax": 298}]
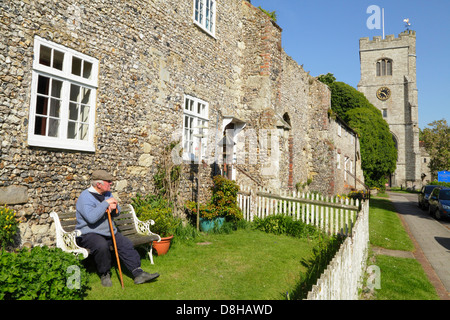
[
  {"xmin": 0, "ymin": 0, "xmax": 362, "ymax": 246},
  {"xmin": 330, "ymin": 115, "xmax": 364, "ymax": 194},
  {"xmin": 358, "ymin": 31, "xmax": 422, "ymax": 188}
]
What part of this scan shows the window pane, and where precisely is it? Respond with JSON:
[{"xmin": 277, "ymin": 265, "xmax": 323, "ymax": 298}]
[
  {"xmin": 387, "ymin": 60, "xmax": 392, "ymax": 75},
  {"xmin": 51, "ymin": 79, "xmax": 63, "ymax": 98},
  {"xmin": 210, "ymin": 1, "xmax": 214, "ymax": 31},
  {"xmin": 206, "ymin": 7, "xmax": 210, "ymax": 29},
  {"xmin": 39, "ymin": 45, "xmax": 51, "ymax": 66},
  {"xmin": 198, "ymin": 0, "xmax": 204, "ymax": 24},
  {"xmin": 70, "ymin": 84, "xmax": 80, "ymax": 102},
  {"xmin": 49, "ymin": 99, "xmax": 60, "ymax": 117},
  {"xmin": 195, "ymin": 0, "xmax": 200, "ymax": 21},
  {"xmin": 34, "ymin": 116, "xmax": 47, "ymax": 135},
  {"xmin": 37, "ymin": 75, "xmax": 50, "ymax": 95},
  {"xmin": 81, "ymin": 88, "xmax": 91, "ymax": 104},
  {"xmin": 69, "ymin": 103, "xmax": 79, "ymax": 120},
  {"xmin": 53, "ymin": 50, "xmax": 64, "ymax": 70},
  {"xmin": 80, "ymin": 105, "xmax": 89, "ymax": 122},
  {"xmin": 72, "ymin": 57, "xmax": 82, "ymax": 76},
  {"xmin": 36, "ymin": 96, "xmax": 48, "ymax": 115},
  {"xmin": 83, "ymin": 61, "xmax": 92, "ymax": 79},
  {"xmin": 67, "ymin": 121, "xmax": 77, "ymax": 139},
  {"xmin": 48, "ymin": 118, "xmax": 60, "ymax": 137},
  {"xmin": 79, "ymin": 124, "xmax": 88, "ymax": 141}
]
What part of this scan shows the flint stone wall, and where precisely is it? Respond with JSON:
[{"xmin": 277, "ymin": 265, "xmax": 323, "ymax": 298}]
[{"xmin": 0, "ymin": 0, "xmax": 361, "ymax": 246}]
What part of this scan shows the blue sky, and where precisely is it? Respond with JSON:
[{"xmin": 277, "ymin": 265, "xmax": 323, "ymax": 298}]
[{"xmin": 251, "ymin": 0, "xmax": 450, "ymax": 129}]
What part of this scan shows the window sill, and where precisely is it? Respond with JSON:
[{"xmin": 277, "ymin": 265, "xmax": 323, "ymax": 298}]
[{"xmin": 28, "ymin": 137, "xmax": 95, "ymax": 153}]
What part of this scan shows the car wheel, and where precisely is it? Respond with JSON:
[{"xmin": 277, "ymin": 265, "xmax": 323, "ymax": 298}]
[
  {"xmin": 428, "ymin": 205, "xmax": 433, "ymax": 216},
  {"xmin": 435, "ymin": 209, "xmax": 442, "ymax": 220}
]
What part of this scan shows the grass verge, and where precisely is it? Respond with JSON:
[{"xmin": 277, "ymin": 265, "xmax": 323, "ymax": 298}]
[
  {"xmin": 369, "ymin": 197, "xmax": 414, "ymax": 251},
  {"xmin": 374, "ymin": 255, "xmax": 439, "ymax": 300},
  {"xmin": 366, "ymin": 197, "xmax": 440, "ymax": 300}
]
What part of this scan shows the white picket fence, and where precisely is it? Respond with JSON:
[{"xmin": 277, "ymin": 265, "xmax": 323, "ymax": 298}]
[
  {"xmin": 237, "ymin": 185, "xmax": 370, "ymax": 300},
  {"xmin": 237, "ymin": 186, "xmax": 360, "ymax": 236},
  {"xmin": 306, "ymin": 200, "xmax": 369, "ymax": 300}
]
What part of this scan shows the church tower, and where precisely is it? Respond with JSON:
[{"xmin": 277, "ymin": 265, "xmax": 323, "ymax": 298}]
[{"xmin": 358, "ymin": 30, "xmax": 422, "ymax": 188}]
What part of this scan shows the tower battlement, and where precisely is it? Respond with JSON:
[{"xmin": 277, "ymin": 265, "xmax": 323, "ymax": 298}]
[{"xmin": 360, "ymin": 30, "xmax": 416, "ymax": 49}]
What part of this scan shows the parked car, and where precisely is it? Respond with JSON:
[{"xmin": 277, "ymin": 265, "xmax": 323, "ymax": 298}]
[
  {"xmin": 418, "ymin": 185, "xmax": 439, "ymax": 210},
  {"xmin": 428, "ymin": 187, "xmax": 450, "ymax": 220}
]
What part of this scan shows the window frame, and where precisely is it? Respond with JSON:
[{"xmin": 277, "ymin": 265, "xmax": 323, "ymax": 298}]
[
  {"xmin": 337, "ymin": 152, "xmax": 341, "ymax": 170},
  {"xmin": 193, "ymin": 0, "xmax": 216, "ymax": 38},
  {"xmin": 376, "ymin": 58, "xmax": 393, "ymax": 76},
  {"xmin": 28, "ymin": 37, "xmax": 99, "ymax": 152},
  {"xmin": 182, "ymin": 95, "xmax": 209, "ymax": 162}
]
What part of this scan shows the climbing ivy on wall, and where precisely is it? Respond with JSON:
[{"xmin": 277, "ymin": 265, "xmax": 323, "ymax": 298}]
[{"xmin": 318, "ymin": 73, "xmax": 397, "ymax": 189}]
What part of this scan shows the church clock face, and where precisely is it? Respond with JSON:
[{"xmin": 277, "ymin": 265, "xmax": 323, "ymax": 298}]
[{"xmin": 376, "ymin": 87, "xmax": 391, "ymax": 101}]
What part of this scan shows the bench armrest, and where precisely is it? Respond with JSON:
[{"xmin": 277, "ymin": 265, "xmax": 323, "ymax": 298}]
[
  {"xmin": 50, "ymin": 212, "xmax": 89, "ymax": 259},
  {"xmin": 127, "ymin": 205, "xmax": 161, "ymax": 241}
]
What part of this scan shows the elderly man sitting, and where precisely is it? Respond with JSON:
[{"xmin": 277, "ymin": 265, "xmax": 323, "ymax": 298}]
[{"xmin": 76, "ymin": 169, "xmax": 159, "ymax": 287}]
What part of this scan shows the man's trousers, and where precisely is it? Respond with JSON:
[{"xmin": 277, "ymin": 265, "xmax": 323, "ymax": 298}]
[{"xmin": 77, "ymin": 232, "xmax": 142, "ymax": 276}]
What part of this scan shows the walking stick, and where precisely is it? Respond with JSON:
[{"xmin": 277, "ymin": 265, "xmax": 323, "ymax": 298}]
[{"xmin": 106, "ymin": 207, "xmax": 124, "ymax": 289}]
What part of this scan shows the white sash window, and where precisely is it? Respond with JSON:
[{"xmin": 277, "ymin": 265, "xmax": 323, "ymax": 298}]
[
  {"xmin": 183, "ymin": 95, "xmax": 209, "ymax": 161},
  {"xmin": 28, "ymin": 37, "xmax": 98, "ymax": 152},
  {"xmin": 193, "ymin": 0, "xmax": 216, "ymax": 37}
]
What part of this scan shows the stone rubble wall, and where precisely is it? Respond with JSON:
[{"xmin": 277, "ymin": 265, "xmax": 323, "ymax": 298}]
[{"xmin": 0, "ymin": 0, "xmax": 362, "ymax": 246}]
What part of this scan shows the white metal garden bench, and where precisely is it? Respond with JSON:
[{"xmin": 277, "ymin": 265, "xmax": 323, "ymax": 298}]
[{"xmin": 50, "ymin": 204, "xmax": 161, "ymax": 264}]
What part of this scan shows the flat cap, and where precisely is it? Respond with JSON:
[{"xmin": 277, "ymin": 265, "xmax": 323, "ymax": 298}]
[{"xmin": 91, "ymin": 170, "xmax": 114, "ymax": 181}]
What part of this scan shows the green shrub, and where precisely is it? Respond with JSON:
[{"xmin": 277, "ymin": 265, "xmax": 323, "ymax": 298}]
[
  {"xmin": 211, "ymin": 175, "xmax": 243, "ymax": 221},
  {"xmin": 0, "ymin": 246, "xmax": 90, "ymax": 300},
  {"xmin": 185, "ymin": 175, "xmax": 243, "ymax": 222},
  {"xmin": 0, "ymin": 206, "xmax": 19, "ymax": 249},
  {"xmin": 428, "ymin": 181, "xmax": 450, "ymax": 187},
  {"xmin": 253, "ymin": 214, "xmax": 320, "ymax": 239},
  {"xmin": 131, "ymin": 194, "xmax": 181, "ymax": 238}
]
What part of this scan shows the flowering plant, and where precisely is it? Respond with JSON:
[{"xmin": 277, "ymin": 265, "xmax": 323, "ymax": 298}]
[
  {"xmin": 0, "ymin": 206, "xmax": 19, "ymax": 249},
  {"xmin": 185, "ymin": 175, "xmax": 243, "ymax": 221}
]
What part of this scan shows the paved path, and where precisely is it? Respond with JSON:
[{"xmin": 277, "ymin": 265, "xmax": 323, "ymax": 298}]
[{"xmin": 386, "ymin": 192, "xmax": 450, "ymax": 300}]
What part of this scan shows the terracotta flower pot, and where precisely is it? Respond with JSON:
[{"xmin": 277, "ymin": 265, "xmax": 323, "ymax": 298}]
[{"xmin": 153, "ymin": 235, "xmax": 174, "ymax": 256}]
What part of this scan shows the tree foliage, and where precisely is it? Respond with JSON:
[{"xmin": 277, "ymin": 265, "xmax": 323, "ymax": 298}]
[
  {"xmin": 421, "ymin": 119, "xmax": 450, "ymax": 177},
  {"xmin": 318, "ymin": 73, "xmax": 397, "ymax": 188}
]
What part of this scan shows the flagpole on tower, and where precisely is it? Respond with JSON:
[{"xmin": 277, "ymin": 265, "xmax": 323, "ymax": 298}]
[{"xmin": 382, "ymin": 8, "xmax": 385, "ymax": 39}]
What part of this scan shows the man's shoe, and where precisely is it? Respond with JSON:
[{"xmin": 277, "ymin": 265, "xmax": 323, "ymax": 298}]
[
  {"xmin": 134, "ymin": 271, "xmax": 160, "ymax": 284},
  {"xmin": 101, "ymin": 272, "xmax": 112, "ymax": 287}
]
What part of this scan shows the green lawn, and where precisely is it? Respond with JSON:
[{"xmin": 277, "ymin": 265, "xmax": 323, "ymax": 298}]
[
  {"xmin": 369, "ymin": 197, "xmax": 414, "ymax": 251},
  {"xmin": 85, "ymin": 229, "xmax": 318, "ymax": 300},
  {"xmin": 374, "ymin": 255, "xmax": 439, "ymax": 300},
  {"xmin": 367, "ymin": 197, "xmax": 440, "ymax": 300}
]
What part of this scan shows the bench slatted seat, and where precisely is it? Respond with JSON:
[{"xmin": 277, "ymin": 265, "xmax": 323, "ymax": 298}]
[{"xmin": 50, "ymin": 204, "xmax": 161, "ymax": 264}]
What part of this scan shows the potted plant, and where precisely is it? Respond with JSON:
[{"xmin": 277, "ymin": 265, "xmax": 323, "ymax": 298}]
[
  {"xmin": 210, "ymin": 175, "xmax": 243, "ymax": 222},
  {"xmin": 132, "ymin": 194, "xmax": 180, "ymax": 255},
  {"xmin": 185, "ymin": 201, "xmax": 222, "ymax": 232},
  {"xmin": 185, "ymin": 176, "xmax": 243, "ymax": 232}
]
